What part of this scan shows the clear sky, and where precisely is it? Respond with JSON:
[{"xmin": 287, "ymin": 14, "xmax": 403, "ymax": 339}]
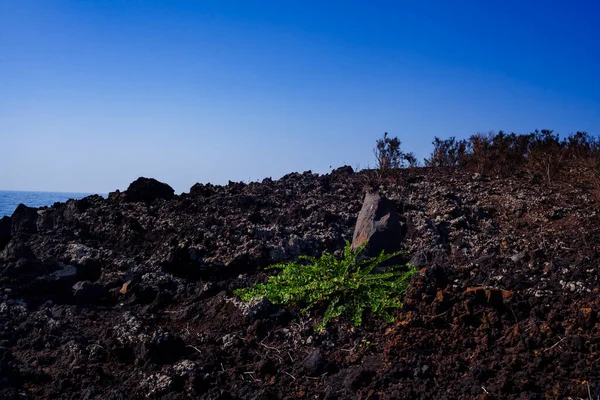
[{"xmin": 1, "ymin": 0, "xmax": 599, "ymax": 193}]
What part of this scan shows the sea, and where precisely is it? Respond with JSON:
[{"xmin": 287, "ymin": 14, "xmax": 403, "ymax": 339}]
[{"xmin": 0, "ymin": 190, "xmax": 97, "ymax": 218}]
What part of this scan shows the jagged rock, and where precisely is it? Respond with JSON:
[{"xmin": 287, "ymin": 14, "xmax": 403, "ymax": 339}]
[
  {"xmin": 0, "ymin": 216, "xmax": 11, "ymax": 250},
  {"xmin": 2, "ymin": 242, "xmax": 36, "ymax": 262},
  {"xmin": 408, "ymin": 250, "xmax": 428, "ymax": 267},
  {"xmin": 36, "ymin": 209, "xmax": 58, "ymax": 232},
  {"xmin": 124, "ymin": 177, "xmax": 174, "ymax": 202},
  {"xmin": 10, "ymin": 204, "xmax": 38, "ymax": 235},
  {"xmin": 72, "ymin": 280, "xmax": 105, "ymax": 303},
  {"xmin": 189, "ymin": 182, "xmax": 217, "ymax": 197},
  {"xmin": 409, "ymin": 248, "xmax": 446, "ymax": 268},
  {"xmin": 351, "ymin": 191, "xmax": 403, "ymax": 257},
  {"xmin": 1, "ymin": 257, "xmax": 47, "ymax": 280},
  {"xmin": 108, "ymin": 189, "xmax": 123, "ymax": 201},
  {"xmin": 51, "ymin": 264, "xmax": 78, "ymax": 280},
  {"xmin": 332, "ymin": 165, "xmax": 354, "ymax": 175}
]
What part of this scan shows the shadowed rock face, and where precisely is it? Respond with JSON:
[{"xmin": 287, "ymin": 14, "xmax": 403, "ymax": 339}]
[
  {"xmin": 351, "ymin": 191, "xmax": 403, "ymax": 258},
  {"xmin": 124, "ymin": 177, "xmax": 175, "ymax": 202},
  {"xmin": 0, "ymin": 216, "xmax": 11, "ymax": 250},
  {"xmin": 10, "ymin": 204, "xmax": 38, "ymax": 236}
]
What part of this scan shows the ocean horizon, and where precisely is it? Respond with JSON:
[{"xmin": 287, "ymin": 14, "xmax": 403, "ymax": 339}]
[{"xmin": 0, "ymin": 190, "xmax": 104, "ymax": 218}]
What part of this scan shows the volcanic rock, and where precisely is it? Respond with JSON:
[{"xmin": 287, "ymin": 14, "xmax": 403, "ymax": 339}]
[
  {"xmin": 72, "ymin": 280, "xmax": 105, "ymax": 304},
  {"xmin": 10, "ymin": 204, "xmax": 38, "ymax": 235},
  {"xmin": 350, "ymin": 190, "xmax": 403, "ymax": 257},
  {"xmin": 189, "ymin": 182, "xmax": 217, "ymax": 197},
  {"xmin": 0, "ymin": 216, "xmax": 11, "ymax": 250},
  {"xmin": 1, "ymin": 166, "xmax": 600, "ymax": 399},
  {"xmin": 124, "ymin": 177, "xmax": 175, "ymax": 202},
  {"xmin": 302, "ymin": 349, "xmax": 326, "ymax": 377}
]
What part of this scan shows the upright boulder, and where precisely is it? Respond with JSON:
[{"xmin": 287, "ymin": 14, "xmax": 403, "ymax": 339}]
[
  {"xmin": 124, "ymin": 177, "xmax": 175, "ymax": 202},
  {"xmin": 351, "ymin": 191, "xmax": 403, "ymax": 258}
]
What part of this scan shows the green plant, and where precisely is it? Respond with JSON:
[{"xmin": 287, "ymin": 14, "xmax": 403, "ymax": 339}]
[{"xmin": 234, "ymin": 242, "xmax": 418, "ymax": 331}]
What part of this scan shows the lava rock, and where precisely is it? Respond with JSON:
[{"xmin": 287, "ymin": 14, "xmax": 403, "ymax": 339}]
[
  {"xmin": 409, "ymin": 250, "xmax": 428, "ymax": 267},
  {"xmin": 108, "ymin": 189, "xmax": 123, "ymax": 201},
  {"xmin": 331, "ymin": 165, "xmax": 354, "ymax": 175},
  {"xmin": 1, "ymin": 257, "xmax": 49, "ymax": 280},
  {"xmin": 148, "ymin": 331, "xmax": 186, "ymax": 364},
  {"xmin": 72, "ymin": 280, "xmax": 106, "ymax": 303},
  {"xmin": 2, "ymin": 242, "xmax": 35, "ymax": 262},
  {"xmin": 50, "ymin": 264, "xmax": 78, "ymax": 281},
  {"xmin": 351, "ymin": 191, "xmax": 403, "ymax": 258},
  {"xmin": 302, "ymin": 349, "xmax": 326, "ymax": 377},
  {"xmin": 10, "ymin": 204, "xmax": 38, "ymax": 235},
  {"xmin": 124, "ymin": 177, "xmax": 175, "ymax": 202},
  {"xmin": 0, "ymin": 216, "xmax": 11, "ymax": 250},
  {"xmin": 189, "ymin": 182, "xmax": 217, "ymax": 197}
]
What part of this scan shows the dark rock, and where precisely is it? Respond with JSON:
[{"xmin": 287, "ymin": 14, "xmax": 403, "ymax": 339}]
[
  {"xmin": 471, "ymin": 365, "xmax": 492, "ymax": 382},
  {"xmin": 331, "ymin": 165, "xmax": 354, "ymax": 175},
  {"xmin": 10, "ymin": 204, "xmax": 38, "ymax": 235},
  {"xmin": 148, "ymin": 331, "xmax": 186, "ymax": 364},
  {"xmin": 409, "ymin": 250, "xmax": 428, "ymax": 267},
  {"xmin": 409, "ymin": 248, "xmax": 446, "ymax": 268},
  {"xmin": 36, "ymin": 209, "xmax": 58, "ymax": 232},
  {"xmin": 81, "ymin": 386, "xmax": 100, "ymax": 400},
  {"xmin": 72, "ymin": 280, "xmax": 106, "ymax": 303},
  {"xmin": 257, "ymin": 358, "xmax": 277, "ymax": 377},
  {"xmin": 302, "ymin": 349, "xmax": 326, "ymax": 377},
  {"xmin": 413, "ymin": 364, "xmax": 434, "ymax": 378},
  {"xmin": 108, "ymin": 189, "xmax": 123, "ymax": 201},
  {"xmin": 2, "ymin": 241, "xmax": 36, "ymax": 262},
  {"xmin": 189, "ymin": 183, "xmax": 216, "ymax": 197},
  {"xmin": 509, "ymin": 251, "xmax": 528, "ymax": 263},
  {"xmin": 350, "ymin": 191, "xmax": 403, "ymax": 257},
  {"xmin": 0, "ymin": 216, "xmax": 11, "ymax": 250},
  {"xmin": 124, "ymin": 177, "xmax": 175, "ymax": 202},
  {"xmin": 0, "ymin": 388, "xmax": 27, "ymax": 400},
  {"xmin": 50, "ymin": 264, "xmax": 78, "ymax": 281},
  {"xmin": 21, "ymin": 262, "xmax": 80, "ymax": 303},
  {"xmin": 1, "ymin": 257, "xmax": 49, "ymax": 280},
  {"xmin": 133, "ymin": 283, "xmax": 159, "ymax": 304}
]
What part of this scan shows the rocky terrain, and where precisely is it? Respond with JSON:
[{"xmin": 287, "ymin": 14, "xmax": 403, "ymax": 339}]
[{"xmin": 1, "ymin": 166, "xmax": 599, "ymax": 399}]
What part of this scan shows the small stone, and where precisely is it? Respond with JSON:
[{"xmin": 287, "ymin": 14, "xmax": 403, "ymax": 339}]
[{"xmin": 120, "ymin": 280, "xmax": 132, "ymax": 295}]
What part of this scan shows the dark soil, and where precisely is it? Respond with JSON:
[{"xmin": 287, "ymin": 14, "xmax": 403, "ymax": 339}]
[{"xmin": 1, "ymin": 166, "xmax": 599, "ymax": 399}]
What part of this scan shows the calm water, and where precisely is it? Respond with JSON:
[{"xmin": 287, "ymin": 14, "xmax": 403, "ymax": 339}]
[{"xmin": 0, "ymin": 190, "xmax": 95, "ymax": 218}]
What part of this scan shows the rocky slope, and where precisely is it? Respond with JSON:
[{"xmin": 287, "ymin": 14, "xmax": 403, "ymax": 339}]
[{"xmin": 1, "ymin": 166, "xmax": 599, "ymax": 399}]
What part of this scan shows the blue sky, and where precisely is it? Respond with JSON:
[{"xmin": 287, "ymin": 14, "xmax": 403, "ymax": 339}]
[{"xmin": 1, "ymin": 0, "xmax": 599, "ymax": 193}]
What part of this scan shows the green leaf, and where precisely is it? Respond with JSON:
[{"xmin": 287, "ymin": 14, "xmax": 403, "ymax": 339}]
[{"xmin": 233, "ymin": 242, "xmax": 418, "ymax": 330}]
